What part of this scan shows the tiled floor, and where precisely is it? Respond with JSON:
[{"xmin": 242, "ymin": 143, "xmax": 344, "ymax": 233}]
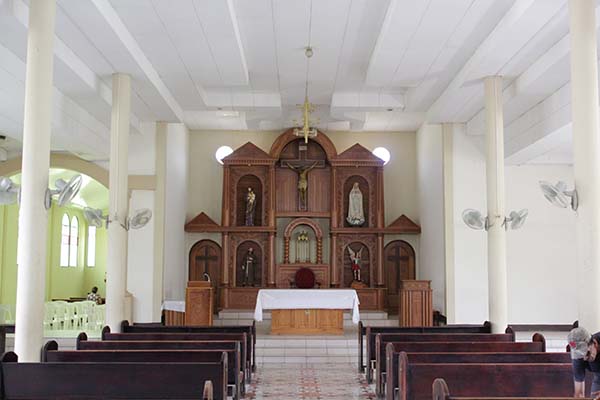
[{"xmin": 244, "ymin": 363, "xmax": 376, "ymax": 400}]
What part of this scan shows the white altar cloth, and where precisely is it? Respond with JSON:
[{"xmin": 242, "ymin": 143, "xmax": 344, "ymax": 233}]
[
  {"xmin": 254, "ymin": 289, "xmax": 360, "ymax": 324},
  {"xmin": 161, "ymin": 300, "xmax": 185, "ymax": 313}
]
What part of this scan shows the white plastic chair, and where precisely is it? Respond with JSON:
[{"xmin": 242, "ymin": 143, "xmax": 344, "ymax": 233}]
[
  {"xmin": 93, "ymin": 304, "xmax": 105, "ymax": 330},
  {"xmin": 0, "ymin": 304, "xmax": 14, "ymax": 324},
  {"xmin": 52, "ymin": 301, "xmax": 69, "ymax": 330},
  {"xmin": 43, "ymin": 302, "xmax": 56, "ymax": 330},
  {"xmin": 74, "ymin": 301, "xmax": 94, "ymax": 329}
]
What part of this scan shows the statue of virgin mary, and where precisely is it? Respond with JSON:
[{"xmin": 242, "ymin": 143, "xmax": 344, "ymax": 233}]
[{"xmin": 346, "ymin": 182, "xmax": 365, "ymax": 226}]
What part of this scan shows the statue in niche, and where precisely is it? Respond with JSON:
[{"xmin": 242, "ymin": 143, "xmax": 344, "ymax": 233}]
[
  {"xmin": 244, "ymin": 187, "xmax": 256, "ymax": 226},
  {"xmin": 346, "ymin": 182, "xmax": 365, "ymax": 226},
  {"xmin": 347, "ymin": 245, "xmax": 364, "ymax": 282},
  {"xmin": 295, "ymin": 230, "xmax": 310, "ymax": 263},
  {"xmin": 240, "ymin": 247, "xmax": 257, "ymax": 286},
  {"xmin": 285, "ymin": 161, "xmax": 318, "ymax": 210}
]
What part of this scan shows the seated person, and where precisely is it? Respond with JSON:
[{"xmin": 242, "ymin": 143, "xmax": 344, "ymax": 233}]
[
  {"xmin": 86, "ymin": 286, "xmax": 102, "ymax": 305},
  {"xmin": 570, "ymin": 327, "xmax": 600, "ymax": 398}
]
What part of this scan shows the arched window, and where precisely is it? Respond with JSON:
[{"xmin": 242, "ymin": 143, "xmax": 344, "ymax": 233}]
[
  {"xmin": 87, "ymin": 226, "xmax": 96, "ymax": 267},
  {"xmin": 60, "ymin": 213, "xmax": 70, "ymax": 267},
  {"xmin": 69, "ymin": 216, "xmax": 79, "ymax": 267}
]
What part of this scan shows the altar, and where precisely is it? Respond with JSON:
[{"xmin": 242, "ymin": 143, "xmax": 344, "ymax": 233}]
[
  {"xmin": 184, "ymin": 129, "xmax": 422, "ymax": 314},
  {"xmin": 254, "ymin": 289, "xmax": 359, "ymax": 335}
]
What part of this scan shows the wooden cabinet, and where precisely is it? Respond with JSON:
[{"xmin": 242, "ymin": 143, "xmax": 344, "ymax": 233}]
[
  {"xmin": 271, "ymin": 309, "xmax": 343, "ymax": 335},
  {"xmin": 185, "ymin": 281, "xmax": 214, "ymax": 326},
  {"xmin": 399, "ymin": 280, "xmax": 432, "ymax": 327}
]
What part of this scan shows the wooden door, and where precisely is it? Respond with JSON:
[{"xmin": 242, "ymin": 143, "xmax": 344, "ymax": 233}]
[
  {"xmin": 384, "ymin": 241, "xmax": 416, "ymax": 311},
  {"xmin": 189, "ymin": 240, "xmax": 221, "ymax": 314}
]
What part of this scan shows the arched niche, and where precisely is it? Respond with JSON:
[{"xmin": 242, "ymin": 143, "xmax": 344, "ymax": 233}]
[
  {"xmin": 384, "ymin": 240, "xmax": 416, "ymax": 310},
  {"xmin": 343, "ymin": 176, "xmax": 369, "ymax": 227},
  {"xmin": 269, "ymin": 128, "xmax": 337, "ymax": 161},
  {"xmin": 283, "ymin": 217, "xmax": 323, "ymax": 264},
  {"xmin": 235, "ymin": 240, "xmax": 263, "ymax": 287},
  {"xmin": 235, "ymin": 174, "xmax": 263, "ymax": 226},
  {"xmin": 189, "ymin": 240, "xmax": 221, "ymax": 314},
  {"xmin": 343, "ymin": 241, "xmax": 371, "ymax": 287}
]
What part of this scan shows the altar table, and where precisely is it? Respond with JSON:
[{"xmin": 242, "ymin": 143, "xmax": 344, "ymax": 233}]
[{"xmin": 254, "ymin": 289, "xmax": 360, "ymax": 335}]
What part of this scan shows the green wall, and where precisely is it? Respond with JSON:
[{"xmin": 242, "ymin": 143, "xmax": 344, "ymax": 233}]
[{"xmin": 0, "ymin": 203, "xmax": 107, "ymax": 306}]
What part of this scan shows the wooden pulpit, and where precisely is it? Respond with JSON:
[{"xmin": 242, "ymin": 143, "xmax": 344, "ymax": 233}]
[
  {"xmin": 398, "ymin": 280, "xmax": 433, "ymax": 327},
  {"xmin": 185, "ymin": 281, "xmax": 214, "ymax": 326}
]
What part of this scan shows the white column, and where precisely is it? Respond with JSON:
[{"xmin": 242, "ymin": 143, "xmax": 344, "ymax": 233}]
[
  {"xmin": 484, "ymin": 76, "xmax": 508, "ymax": 333},
  {"xmin": 569, "ymin": 0, "xmax": 600, "ymax": 331},
  {"xmin": 14, "ymin": 0, "xmax": 56, "ymax": 362},
  {"xmin": 106, "ymin": 73, "xmax": 131, "ymax": 331}
]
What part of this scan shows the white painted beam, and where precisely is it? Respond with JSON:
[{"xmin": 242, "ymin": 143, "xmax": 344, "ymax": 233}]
[{"xmin": 90, "ymin": 0, "xmax": 185, "ymax": 122}]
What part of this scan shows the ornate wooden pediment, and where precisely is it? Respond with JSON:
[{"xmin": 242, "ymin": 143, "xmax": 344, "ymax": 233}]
[
  {"xmin": 185, "ymin": 212, "xmax": 222, "ymax": 232},
  {"xmin": 223, "ymin": 142, "xmax": 275, "ymax": 166},
  {"xmin": 385, "ymin": 214, "xmax": 421, "ymax": 234},
  {"xmin": 332, "ymin": 143, "xmax": 384, "ymax": 167}
]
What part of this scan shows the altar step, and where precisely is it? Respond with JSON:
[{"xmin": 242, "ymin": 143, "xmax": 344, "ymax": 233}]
[{"xmin": 214, "ymin": 309, "xmax": 399, "ymax": 328}]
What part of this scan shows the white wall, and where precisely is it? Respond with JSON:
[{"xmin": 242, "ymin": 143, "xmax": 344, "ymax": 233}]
[
  {"xmin": 451, "ymin": 125, "xmax": 488, "ymax": 323},
  {"xmin": 126, "ymin": 122, "xmax": 157, "ymax": 322},
  {"xmin": 505, "ymin": 165, "xmax": 576, "ymax": 324},
  {"xmin": 450, "ymin": 125, "xmax": 577, "ymax": 324},
  {"xmin": 162, "ymin": 123, "xmax": 189, "ymax": 301},
  {"xmin": 416, "ymin": 124, "xmax": 446, "ymax": 312}
]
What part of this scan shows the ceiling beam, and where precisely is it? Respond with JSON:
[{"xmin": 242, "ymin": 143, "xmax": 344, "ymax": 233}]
[{"xmin": 90, "ymin": 0, "xmax": 185, "ymax": 122}]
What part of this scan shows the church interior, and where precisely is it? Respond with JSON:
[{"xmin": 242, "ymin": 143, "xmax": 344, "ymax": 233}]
[{"xmin": 0, "ymin": 0, "xmax": 597, "ymax": 399}]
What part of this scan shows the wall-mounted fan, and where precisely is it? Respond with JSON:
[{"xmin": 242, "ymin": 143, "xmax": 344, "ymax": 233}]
[
  {"xmin": 503, "ymin": 209, "xmax": 528, "ymax": 230},
  {"xmin": 0, "ymin": 176, "xmax": 19, "ymax": 205},
  {"xmin": 462, "ymin": 209, "xmax": 488, "ymax": 230},
  {"xmin": 45, "ymin": 175, "xmax": 82, "ymax": 209},
  {"xmin": 83, "ymin": 207, "xmax": 152, "ymax": 231},
  {"xmin": 539, "ymin": 181, "xmax": 578, "ymax": 211}
]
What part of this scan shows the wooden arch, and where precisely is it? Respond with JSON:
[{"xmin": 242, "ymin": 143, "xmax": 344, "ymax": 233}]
[
  {"xmin": 269, "ymin": 128, "xmax": 338, "ymax": 161},
  {"xmin": 283, "ymin": 217, "xmax": 323, "ymax": 264}
]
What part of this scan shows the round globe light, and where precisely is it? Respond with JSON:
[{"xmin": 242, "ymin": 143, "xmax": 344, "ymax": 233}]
[
  {"xmin": 372, "ymin": 147, "xmax": 391, "ymax": 165},
  {"xmin": 215, "ymin": 146, "xmax": 234, "ymax": 165}
]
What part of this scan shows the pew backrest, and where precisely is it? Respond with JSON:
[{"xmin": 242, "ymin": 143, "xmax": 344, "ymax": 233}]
[
  {"xmin": 0, "ymin": 351, "xmax": 227, "ymax": 400},
  {"xmin": 398, "ymin": 354, "xmax": 574, "ymax": 400},
  {"xmin": 385, "ymin": 349, "xmax": 570, "ymax": 400}
]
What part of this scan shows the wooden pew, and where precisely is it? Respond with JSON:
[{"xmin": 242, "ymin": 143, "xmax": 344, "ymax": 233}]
[
  {"xmin": 366, "ymin": 331, "xmax": 515, "ymax": 384},
  {"xmin": 43, "ymin": 340, "xmax": 244, "ymax": 400},
  {"xmin": 101, "ymin": 327, "xmax": 252, "ymax": 379},
  {"xmin": 0, "ymin": 351, "xmax": 226, "ymax": 400},
  {"xmin": 395, "ymin": 353, "xmax": 575, "ymax": 400},
  {"xmin": 78, "ymin": 332, "xmax": 249, "ymax": 383},
  {"xmin": 432, "ymin": 378, "xmax": 585, "ymax": 400},
  {"xmin": 386, "ymin": 348, "xmax": 569, "ymax": 400},
  {"xmin": 120, "ymin": 320, "xmax": 257, "ymax": 372},
  {"xmin": 357, "ymin": 321, "xmax": 491, "ymax": 372},
  {"xmin": 372, "ymin": 332, "xmax": 516, "ymax": 389}
]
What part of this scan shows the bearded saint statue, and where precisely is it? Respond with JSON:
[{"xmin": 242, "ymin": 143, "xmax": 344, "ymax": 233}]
[{"xmin": 346, "ymin": 182, "xmax": 365, "ymax": 226}]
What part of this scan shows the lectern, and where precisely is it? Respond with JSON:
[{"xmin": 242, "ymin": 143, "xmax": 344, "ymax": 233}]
[
  {"xmin": 185, "ymin": 281, "xmax": 214, "ymax": 326},
  {"xmin": 399, "ymin": 280, "xmax": 432, "ymax": 327}
]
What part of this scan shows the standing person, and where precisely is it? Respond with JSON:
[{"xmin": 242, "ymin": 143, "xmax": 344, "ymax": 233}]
[
  {"xmin": 86, "ymin": 286, "xmax": 102, "ymax": 304},
  {"xmin": 569, "ymin": 327, "xmax": 600, "ymax": 398}
]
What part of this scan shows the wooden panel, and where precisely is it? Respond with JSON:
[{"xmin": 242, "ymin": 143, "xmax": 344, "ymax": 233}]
[
  {"xmin": 221, "ymin": 287, "xmax": 260, "ymax": 309},
  {"xmin": 356, "ymin": 288, "xmax": 386, "ymax": 310},
  {"xmin": 307, "ymin": 167, "xmax": 330, "ymax": 212},
  {"xmin": 185, "ymin": 285, "xmax": 214, "ymax": 326},
  {"xmin": 271, "ymin": 309, "xmax": 343, "ymax": 335},
  {"xmin": 275, "ymin": 167, "xmax": 297, "ymax": 212},
  {"xmin": 163, "ymin": 310, "xmax": 185, "ymax": 326},
  {"xmin": 384, "ymin": 241, "xmax": 416, "ymax": 311},
  {"xmin": 399, "ymin": 280, "xmax": 432, "ymax": 327},
  {"xmin": 276, "ymin": 264, "xmax": 330, "ymax": 288}
]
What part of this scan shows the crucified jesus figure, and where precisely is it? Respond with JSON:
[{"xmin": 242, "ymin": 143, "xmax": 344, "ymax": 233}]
[{"xmin": 286, "ymin": 161, "xmax": 318, "ymax": 209}]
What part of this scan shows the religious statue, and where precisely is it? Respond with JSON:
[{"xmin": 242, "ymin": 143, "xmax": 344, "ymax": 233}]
[
  {"xmin": 295, "ymin": 229, "xmax": 310, "ymax": 263},
  {"xmin": 347, "ymin": 245, "xmax": 364, "ymax": 282},
  {"xmin": 286, "ymin": 161, "xmax": 318, "ymax": 210},
  {"xmin": 244, "ymin": 187, "xmax": 256, "ymax": 226},
  {"xmin": 240, "ymin": 247, "xmax": 256, "ymax": 286},
  {"xmin": 346, "ymin": 182, "xmax": 365, "ymax": 226}
]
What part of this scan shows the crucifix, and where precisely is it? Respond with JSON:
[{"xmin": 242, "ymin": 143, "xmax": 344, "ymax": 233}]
[
  {"xmin": 280, "ymin": 142, "xmax": 326, "ymax": 211},
  {"xmin": 387, "ymin": 246, "xmax": 411, "ymax": 281},
  {"xmin": 195, "ymin": 247, "xmax": 218, "ymax": 281}
]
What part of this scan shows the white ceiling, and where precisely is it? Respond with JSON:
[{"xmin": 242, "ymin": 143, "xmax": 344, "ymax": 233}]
[{"xmin": 0, "ymin": 0, "xmax": 597, "ymax": 164}]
